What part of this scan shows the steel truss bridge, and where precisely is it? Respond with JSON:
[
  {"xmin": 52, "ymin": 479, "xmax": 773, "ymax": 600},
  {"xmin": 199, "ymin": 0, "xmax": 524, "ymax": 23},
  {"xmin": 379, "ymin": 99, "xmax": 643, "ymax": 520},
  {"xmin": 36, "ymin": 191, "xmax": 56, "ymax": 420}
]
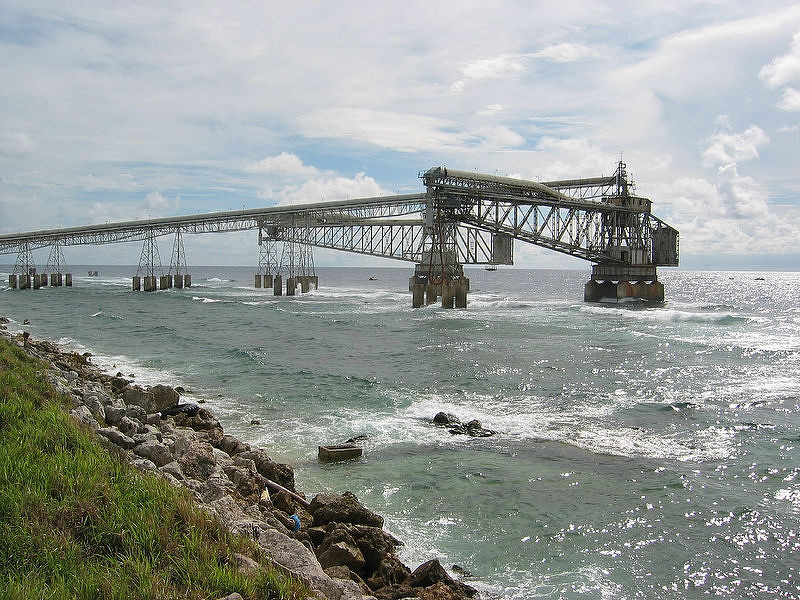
[{"xmin": 0, "ymin": 162, "xmax": 679, "ymax": 304}]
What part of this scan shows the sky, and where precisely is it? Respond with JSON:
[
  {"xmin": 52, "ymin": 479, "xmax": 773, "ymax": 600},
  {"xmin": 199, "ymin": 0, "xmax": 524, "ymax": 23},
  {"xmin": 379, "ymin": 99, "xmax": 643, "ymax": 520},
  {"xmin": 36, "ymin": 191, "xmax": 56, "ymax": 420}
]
[{"xmin": 1, "ymin": 1, "xmax": 799, "ymax": 270}]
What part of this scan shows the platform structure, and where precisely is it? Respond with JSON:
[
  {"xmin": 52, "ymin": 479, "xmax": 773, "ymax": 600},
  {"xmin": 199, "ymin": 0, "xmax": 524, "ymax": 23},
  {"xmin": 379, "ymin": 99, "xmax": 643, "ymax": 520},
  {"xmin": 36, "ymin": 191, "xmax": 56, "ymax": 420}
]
[{"xmin": 0, "ymin": 162, "xmax": 679, "ymax": 306}]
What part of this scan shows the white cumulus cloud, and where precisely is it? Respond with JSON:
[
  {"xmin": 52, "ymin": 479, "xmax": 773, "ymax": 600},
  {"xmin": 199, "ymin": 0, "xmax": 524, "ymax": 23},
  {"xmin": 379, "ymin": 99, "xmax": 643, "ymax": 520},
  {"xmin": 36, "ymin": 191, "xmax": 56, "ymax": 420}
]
[
  {"xmin": 702, "ymin": 124, "xmax": 769, "ymax": 165},
  {"xmin": 245, "ymin": 152, "xmax": 320, "ymax": 178}
]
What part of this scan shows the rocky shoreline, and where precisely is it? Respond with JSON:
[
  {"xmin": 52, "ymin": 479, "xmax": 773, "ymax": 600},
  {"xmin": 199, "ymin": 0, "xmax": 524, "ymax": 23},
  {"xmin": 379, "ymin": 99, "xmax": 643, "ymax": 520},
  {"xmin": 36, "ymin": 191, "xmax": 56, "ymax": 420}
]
[{"xmin": 0, "ymin": 324, "xmax": 478, "ymax": 600}]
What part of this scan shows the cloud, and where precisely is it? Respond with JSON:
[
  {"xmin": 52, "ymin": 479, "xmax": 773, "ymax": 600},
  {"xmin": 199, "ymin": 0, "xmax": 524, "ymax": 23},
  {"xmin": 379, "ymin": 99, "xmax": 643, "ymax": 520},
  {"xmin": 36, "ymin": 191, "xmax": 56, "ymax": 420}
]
[
  {"xmin": 245, "ymin": 152, "xmax": 320, "ymax": 178},
  {"xmin": 0, "ymin": 132, "xmax": 34, "ymax": 156},
  {"xmin": 272, "ymin": 172, "xmax": 388, "ymax": 207},
  {"xmin": 760, "ymin": 31, "xmax": 800, "ymax": 87},
  {"xmin": 531, "ymin": 43, "xmax": 596, "ymax": 63},
  {"xmin": 702, "ymin": 124, "xmax": 769, "ymax": 165},
  {"xmin": 778, "ymin": 87, "xmax": 800, "ymax": 111}
]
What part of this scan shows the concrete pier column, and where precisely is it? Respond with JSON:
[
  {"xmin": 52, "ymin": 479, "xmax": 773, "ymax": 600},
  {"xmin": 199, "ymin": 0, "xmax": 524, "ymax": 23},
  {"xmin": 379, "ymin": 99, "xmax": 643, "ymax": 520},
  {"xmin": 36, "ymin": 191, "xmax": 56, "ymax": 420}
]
[
  {"xmin": 132, "ymin": 276, "xmax": 141, "ymax": 291},
  {"xmin": 174, "ymin": 274, "xmax": 184, "ymax": 289},
  {"xmin": 273, "ymin": 274, "xmax": 283, "ymax": 296},
  {"xmin": 300, "ymin": 276, "xmax": 310, "ymax": 293},
  {"xmin": 311, "ymin": 275, "xmax": 318, "ymax": 290},
  {"xmin": 33, "ymin": 274, "xmax": 41, "ymax": 289},
  {"xmin": 264, "ymin": 274, "xmax": 273, "ymax": 288},
  {"xmin": 167, "ymin": 274, "xmax": 174, "ymax": 288},
  {"xmin": 39, "ymin": 274, "xmax": 48, "ymax": 287},
  {"xmin": 65, "ymin": 273, "xmax": 72, "ymax": 287},
  {"xmin": 455, "ymin": 277, "xmax": 469, "ymax": 308},
  {"xmin": 144, "ymin": 276, "xmax": 156, "ymax": 292},
  {"xmin": 19, "ymin": 275, "xmax": 31, "ymax": 290},
  {"xmin": 52, "ymin": 273, "xmax": 62, "ymax": 287},
  {"xmin": 441, "ymin": 279, "xmax": 455, "ymax": 309},
  {"xmin": 583, "ymin": 278, "xmax": 664, "ymax": 303},
  {"xmin": 254, "ymin": 274, "xmax": 262, "ymax": 288},
  {"xmin": 8, "ymin": 274, "xmax": 17, "ymax": 289},
  {"xmin": 159, "ymin": 275, "xmax": 170, "ymax": 290},
  {"xmin": 425, "ymin": 283, "xmax": 440, "ymax": 305},
  {"xmin": 286, "ymin": 277, "xmax": 296, "ymax": 296},
  {"xmin": 183, "ymin": 274, "xmax": 191, "ymax": 288},
  {"xmin": 409, "ymin": 276, "xmax": 425, "ymax": 308}
]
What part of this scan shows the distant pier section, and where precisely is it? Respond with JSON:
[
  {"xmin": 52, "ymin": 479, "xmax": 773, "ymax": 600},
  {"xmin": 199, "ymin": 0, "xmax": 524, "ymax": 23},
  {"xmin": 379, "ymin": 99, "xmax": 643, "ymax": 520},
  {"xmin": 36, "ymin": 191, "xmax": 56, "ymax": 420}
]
[{"xmin": 0, "ymin": 162, "xmax": 678, "ymax": 305}]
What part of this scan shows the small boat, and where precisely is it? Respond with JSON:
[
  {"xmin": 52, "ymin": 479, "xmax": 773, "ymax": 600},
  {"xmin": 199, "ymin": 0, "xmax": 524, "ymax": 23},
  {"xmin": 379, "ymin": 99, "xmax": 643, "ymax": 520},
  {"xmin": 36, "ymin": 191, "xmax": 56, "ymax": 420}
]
[
  {"xmin": 318, "ymin": 444, "xmax": 363, "ymax": 462},
  {"xmin": 369, "ymin": 276, "xmax": 377, "ymax": 280}
]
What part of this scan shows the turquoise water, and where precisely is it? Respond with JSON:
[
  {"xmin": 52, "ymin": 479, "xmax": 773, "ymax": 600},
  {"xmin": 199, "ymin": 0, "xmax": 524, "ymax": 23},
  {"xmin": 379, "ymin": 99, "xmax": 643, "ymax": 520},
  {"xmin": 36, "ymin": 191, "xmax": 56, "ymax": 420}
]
[{"xmin": 2, "ymin": 266, "xmax": 798, "ymax": 598}]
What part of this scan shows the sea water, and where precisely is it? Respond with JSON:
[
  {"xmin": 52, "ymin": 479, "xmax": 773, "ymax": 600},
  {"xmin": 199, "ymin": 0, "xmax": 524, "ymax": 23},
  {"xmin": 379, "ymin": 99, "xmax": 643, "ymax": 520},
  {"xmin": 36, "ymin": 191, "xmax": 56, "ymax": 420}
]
[{"xmin": 1, "ymin": 266, "xmax": 798, "ymax": 599}]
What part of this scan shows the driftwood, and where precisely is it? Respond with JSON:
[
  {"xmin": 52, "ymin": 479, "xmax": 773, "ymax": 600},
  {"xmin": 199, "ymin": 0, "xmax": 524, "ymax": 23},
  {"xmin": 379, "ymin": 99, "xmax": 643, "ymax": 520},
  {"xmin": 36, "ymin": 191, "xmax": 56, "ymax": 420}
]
[{"xmin": 264, "ymin": 478, "xmax": 310, "ymax": 508}]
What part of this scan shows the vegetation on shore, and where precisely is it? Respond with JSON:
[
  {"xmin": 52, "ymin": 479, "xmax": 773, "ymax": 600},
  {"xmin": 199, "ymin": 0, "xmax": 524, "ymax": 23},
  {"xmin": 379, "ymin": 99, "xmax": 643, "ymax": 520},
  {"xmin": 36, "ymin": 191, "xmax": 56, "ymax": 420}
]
[{"xmin": 0, "ymin": 337, "xmax": 307, "ymax": 600}]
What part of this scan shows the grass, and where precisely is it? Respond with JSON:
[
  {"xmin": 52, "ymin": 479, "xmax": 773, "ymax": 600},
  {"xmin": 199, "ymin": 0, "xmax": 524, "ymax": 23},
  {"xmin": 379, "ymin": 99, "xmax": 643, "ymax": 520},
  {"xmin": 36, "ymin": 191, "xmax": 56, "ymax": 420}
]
[{"xmin": 0, "ymin": 337, "xmax": 308, "ymax": 600}]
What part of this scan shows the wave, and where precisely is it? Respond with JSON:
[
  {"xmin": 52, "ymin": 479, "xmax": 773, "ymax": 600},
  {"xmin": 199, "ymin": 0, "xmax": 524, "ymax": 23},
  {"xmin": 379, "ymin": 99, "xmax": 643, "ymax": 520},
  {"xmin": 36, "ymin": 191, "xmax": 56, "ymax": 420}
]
[
  {"xmin": 580, "ymin": 304, "xmax": 750, "ymax": 325},
  {"xmin": 90, "ymin": 309, "xmax": 125, "ymax": 320}
]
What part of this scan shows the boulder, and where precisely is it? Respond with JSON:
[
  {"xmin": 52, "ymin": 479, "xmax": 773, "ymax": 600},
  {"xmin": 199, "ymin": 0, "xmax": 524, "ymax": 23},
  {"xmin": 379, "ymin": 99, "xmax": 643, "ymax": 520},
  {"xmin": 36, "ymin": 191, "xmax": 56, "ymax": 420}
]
[
  {"xmin": 177, "ymin": 441, "xmax": 217, "ymax": 480},
  {"xmin": 117, "ymin": 416, "xmax": 141, "ymax": 437},
  {"xmin": 433, "ymin": 412, "xmax": 460, "ymax": 426},
  {"xmin": 238, "ymin": 449, "xmax": 296, "ymax": 491},
  {"xmin": 69, "ymin": 405, "xmax": 98, "ymax": 430},
  {"xmin": 309, "ymin": 492, "xmax": 384, "ymax": 528},
  {"xmin": 104, "ymin": 403, "xmax": 126, "ymax": 425},
  {"xmin": 449, "ymin": 419, "xmax": 496, "ymax": 438},
  {"xmin": 133, "ymin": 439, "xmax": 173, "ymax": 467},
  {"xmin": 160, "ymin": 403, "xmax": 199, "ymax": 418},
  {"xmin": 122, "ymin": 386, "xmax": 154, "ymax": 411},
  {"xmin": 222, "ymin": 461, "xmax": 267, "ymax": 503},
  {"xmin": 130, "ymin": 457, "xmax": 157, "ymax": 472},
  {"xmin": 317, "ymin": 540, "xmax": 367, "ymax": 572},
  {"xmin": 149, "ymin": 384, "xmax": 180, "ymax": 411},
  {"xmin": 214, "ymin": 434, "xmax": 251, "ymax": 457},
  {"xmin": 97, "ymin": 427, "xmax": 136, "ymax": 450},
  {"xmin": 173, "ymin": 408, "xmax": 224, "ymax": 444},
  {"xmin": 405, "ymin": 559, "xmax": 477, "ymax": 598}
]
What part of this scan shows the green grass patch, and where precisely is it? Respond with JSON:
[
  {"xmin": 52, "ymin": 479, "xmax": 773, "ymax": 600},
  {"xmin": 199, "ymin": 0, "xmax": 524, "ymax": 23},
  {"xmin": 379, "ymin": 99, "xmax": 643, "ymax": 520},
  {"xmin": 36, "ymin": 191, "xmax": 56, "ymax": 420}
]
[{"xmin": 0, "ymin": 337, "xmax": 307, "ymax": 600}]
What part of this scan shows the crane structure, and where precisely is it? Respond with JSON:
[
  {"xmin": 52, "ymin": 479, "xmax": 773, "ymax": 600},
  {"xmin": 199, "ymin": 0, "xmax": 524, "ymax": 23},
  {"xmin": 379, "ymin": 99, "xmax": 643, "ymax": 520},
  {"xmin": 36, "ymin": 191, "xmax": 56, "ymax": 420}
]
[{"xmin": 0, "ymin": 162, "xmax": 679, "ymax": 306}]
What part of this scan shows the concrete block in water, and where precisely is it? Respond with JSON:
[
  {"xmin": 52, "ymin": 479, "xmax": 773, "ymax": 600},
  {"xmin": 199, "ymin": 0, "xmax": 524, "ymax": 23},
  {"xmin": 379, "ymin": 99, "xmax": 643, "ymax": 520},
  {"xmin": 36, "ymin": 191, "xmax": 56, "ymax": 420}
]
[
  {"xmin": 254, "ymin": 274, "xmax": 262, "ymax": 288},
  {"xmin": 132, "ymin": 276, "xmax": 141, "ymax": 291},
  {"xmin": 273, "ymin": 274, "xmax": 283, "ymax": 296},
  {"xmin": 65, "ymin": 273, "xmax": 72, "ymax": 287},
  {"xmin": 286, "ymin": 277, "xmax": 296, "ymax": 296},
  {"xmin": 8, "ymin": 274, "xmax": 17, "ymax": 289}
]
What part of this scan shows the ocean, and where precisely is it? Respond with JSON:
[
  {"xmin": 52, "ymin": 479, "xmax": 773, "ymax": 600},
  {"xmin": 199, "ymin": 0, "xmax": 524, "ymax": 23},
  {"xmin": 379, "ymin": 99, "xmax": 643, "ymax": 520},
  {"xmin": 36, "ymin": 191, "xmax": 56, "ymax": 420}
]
[{"xmin": 1, "ymin": 265, "xmax": 798, "ymax": 599}]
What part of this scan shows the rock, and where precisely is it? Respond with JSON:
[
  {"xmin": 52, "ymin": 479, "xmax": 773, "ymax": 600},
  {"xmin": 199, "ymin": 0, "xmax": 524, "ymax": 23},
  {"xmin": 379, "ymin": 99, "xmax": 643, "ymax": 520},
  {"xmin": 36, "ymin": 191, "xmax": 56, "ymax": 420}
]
[
  {"xmin": 133, "ymin": 439, "xmax": 173, "ymax": 467},
  {"xmin": 123, "ymin": 386, "xmax": 154, "ymax": 410},
  {"xmin": 419, "ymin": 581, "xmax": 468, "ymax": 600},
  {"xmin": 177, "ymin": 441, "xmax": 217, "ymax": 480},
  {"xmin": 97, "ymin": 427, "xmax": 137, "ymax": 450},
  {"xmin": 69, "ymin": 405, "xmax": 99, "ymax": 430},
  {"xmin": 369, "ymin": 555, "xmax": 411, "ymax": 590},
  {"xmin": 104, "ymin": 403, "xmax": 126, "ymax": 425},
  {"xmin": 109, "ymin": 376, "xmax": 129, "ymax": 392},
  {"xmin": 117, "ymin": 416, "xmax": 141, "ymax": 437},
  {"xmin": 160, "ymin": 460, "xmax": 185, "ymax": 481},
  {"xmin": 433, "ymin": 412, "xmax": 460, "ymax": 426},
  {"xmin": 452, "ymin": 564, "xmax": 473, "ymax": 578},
  {"xmin": 405, "ymin": 559, "xmax": 477, "ymax": 598},
  {"xmin": 173, "ymin": 408, "xmax": 224, "ymax": 443},
  {"xmin": 309, "ymin": 492, "xmax": 384, "ymax": 528},
  {"xmin": 222, "ymin": 461, "xmax": 266, "ymax": 503},
  {"xmin": 325, "ymin": 565, "xmax": 373, "ymax": 596},
  {"xmin": 213, "ymin": 434, "xmax": 251, "ymax": 457},
  {"xmin": 318, "ymin": 540, "xmax": 367, "ymax": 572},
  {"xmin": 216, "ymin": 594, "xmax": 243, "ymax": 600},
  {"xmin": 124, "ymin": 405, "xmax": 147, "ymax": 422},
  {"xmin": 149, "ymin": 384, "xmax": 180, "ymax": 411},
  {"xmin": 130, "ymin": 457, "xmax": 157, "ymax": 472},
  {"xmin": 449, "ymin": 419, "xmax": 496, "ymax": 437},
  {"xmin": 160, "ymin": 403, "xmax": 199, "ymax": 418},
  {"xmin": 238, "ymin": 449, "xmax": 296, "ymax": 491},
  {"xmin": 230, "ymin": 552, "xmax": 259, "ymax": 574}
]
